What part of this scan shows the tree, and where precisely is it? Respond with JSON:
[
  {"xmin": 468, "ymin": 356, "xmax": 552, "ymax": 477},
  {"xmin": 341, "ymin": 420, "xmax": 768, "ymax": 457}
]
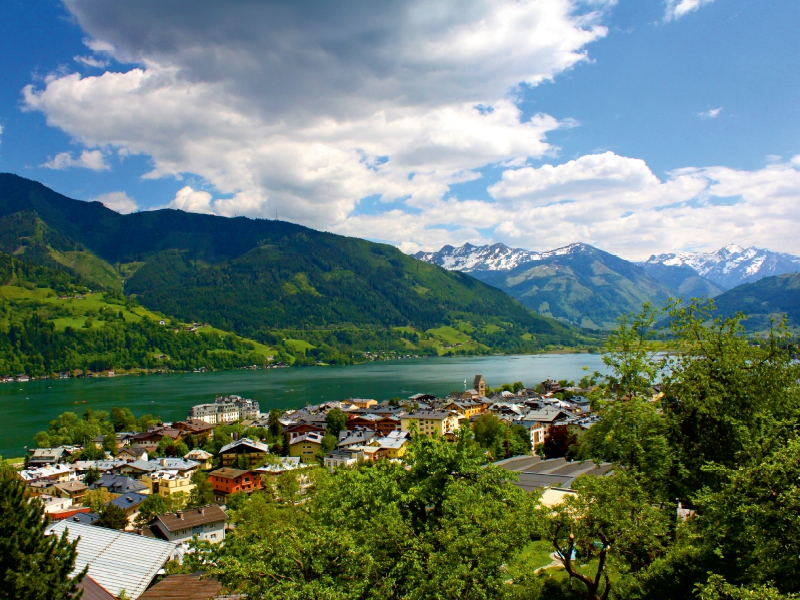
[
  {"xmin": 83, "ymin": 466, "xmax": 101, "ymax": 486},
  {"xmin": 111, "ymin": 407, "xmax": 136, "ymax": 432},
  {"xmin": 83, "ymin": 489, "xmax": 107, "ymax": 514},
  {"xmin": 325, "ymin": 408, "xmax": 347, "ymax": 439},
  {"xmin": 96, "ymin": 503, "xmax": 129, "ymax": 530},
  {"xmin": 267, "ymin": 409, "xmax": 284, "ymax": 439},
  {"xmin": 102, "ymin": 432, "xmax": 118, "ymax": 455},
  {"xmin": 134, "ymin": 494, "xmax": 170, "ymax": 530},
  {"xmin": 535, "ymin": 471, "xmax": 672, "ymax": 600},
  {"xmin": 0, "ymin": 467, "xmax": 86, "ymax": 599},
  {"xmin": 188, "ymin": 471, "xmax": 214, "ymax": 508},
  {"xmin": 541, "ymin": 425, "xmax": 577, "ymax": 459}
]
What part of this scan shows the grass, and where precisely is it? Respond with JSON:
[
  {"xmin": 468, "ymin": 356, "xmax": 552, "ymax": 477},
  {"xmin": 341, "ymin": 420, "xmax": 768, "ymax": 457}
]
[
  {"xmin": 422, "ymin": 325, "xmax": 489, "ymax": 355},
  {"xmin": 482, "ymin": 324, "xmax": 503, "ymax": 334},
  {"xmin": 284, "ymin": 338, "xmax": 315, "ymax": 353},
  {"xmin": 512, "ymin": 540, "xmax": 557, "ymax": 572}
]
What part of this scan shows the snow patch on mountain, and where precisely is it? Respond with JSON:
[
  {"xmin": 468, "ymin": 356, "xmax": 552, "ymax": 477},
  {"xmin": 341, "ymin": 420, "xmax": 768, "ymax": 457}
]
[
  {"xmin": 412, "ymin": 242, "xmax": 592, "ymax": 272},
  {"xmin": 642, "ymin": 245, "xmax": 800, "ymax": 290}
]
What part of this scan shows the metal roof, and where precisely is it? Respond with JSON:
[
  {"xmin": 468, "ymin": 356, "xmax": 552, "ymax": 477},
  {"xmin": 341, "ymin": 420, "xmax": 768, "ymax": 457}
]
[{"xmin": 47, "ymin": 521, "xmax": 176, "ymax": 599}]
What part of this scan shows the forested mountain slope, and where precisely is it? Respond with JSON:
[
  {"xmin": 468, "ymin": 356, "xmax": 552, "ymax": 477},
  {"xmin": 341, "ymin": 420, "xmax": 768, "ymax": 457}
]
[
  {"xmin": 0, "ymin": 174, "xmax": 593, "ymax": 357},
  {"xmin": 712, "ymin": 272, "xmax": 800, "ymax": 331}
]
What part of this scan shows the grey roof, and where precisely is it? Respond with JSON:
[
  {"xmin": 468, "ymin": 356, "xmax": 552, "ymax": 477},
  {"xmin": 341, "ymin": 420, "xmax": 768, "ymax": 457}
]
[
  {"xmin": 219, "ymin": 437, "xmax": 270, "ymax": 454},
  {"xmin": 405, "ymin": 411, "xmax": 455, "ymax": 419},
  {"xmin": 66, "ymin": 512, "xmax": 100, "ymax": 525},
  {"xmin": 90, "ymin": 474, "xmax": 148, "ymax": 495},
  {"xmin": 47, "ymin": 521, "xmax": 176, "ymax": 599},
  {"xmin": 108, "ymin": 492, "xmax": 149, "ymax": 510}
]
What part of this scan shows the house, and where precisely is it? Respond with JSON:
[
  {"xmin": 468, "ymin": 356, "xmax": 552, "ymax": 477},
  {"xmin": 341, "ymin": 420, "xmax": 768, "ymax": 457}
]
[
  {"xmin": 219, "ymin": 437, "xmax": 270, "ymax": 467},
  {"xmin": 184, "ymin": 448, "xmax": 214, "ymax": 470},
  {"xmin": 92, "ymin": 432, "xmax": 135, "ymax": 450},
  {"xmin": 138, "ymin": 573, "xmax": 225, "ymax": 600},
  {"xmin": 375, "ymin": 431, "xmax": 410, "ymax": 459},
  {"xmin": 254, "ymin": 456, "xmax": 311, "ymax": 475},
  {"xmin": 90, "ymin": 474, "xmax": 149, "ymax": 499},
  {"xmin": 141, "ymin": 471, "xmax": 195, "ymax": 505},
  {"xmin": 29, "ymin": 447, "xmax": 65, "ymax": 466},
  {"xmin": 284, "ymin": 421, "xmax": 326, "ymax": 441},
  {"xmin": 408, "ymin": 393, "xmax": 437, "ymax": 403},
  {"xmin": 107, "ymin": 492, "xmax": 149, "ymax": 530},
  {"xmin": 288, "ymin": 431, "xmax": 325, "ymax": 463},
  {"xmin": 48, "ymin": 506, "xmax": 94, "ymax": 522},
  {"xmin": 400, "ymin": 411, "xmax": 461, "ymax": 437},
  {"xmin": 442, "ymin": 400, "xmax": 485, "ymax": 419},
  {"xmin": 45, "ymin": 480, "xmax": 88, "ymax": 503},
  {"xmin": 72, "ymin": 460, "xmax": 126, "ymax": 476},
  {"xmin": 337, "ymin": 429, "xmax": 379, "ymax": 449},
  {"xmin": 172, "ymin": 419, "xmax": 216, "ymax": 436},
  {"xmin": 150, "ymin": 505, "xmax": 228, "ymax": 548},
  {"xmin": 41, "ymin": 495, "xmax": 74, "ymax": 514},
  {"xmin": 346, "ymin": 414, "xmax": 401, "ymax": 436},
  {"xmin": 323, "ymin": 450, "xmax": 359, "ymax": 471},
  {"xmin": 187, "ymin": 395, "xmax": 260, "ymax": 424},
  {"xmin": 18, "ymin": 464, "xmax": 74, "ymax": 484},
  {"xmin": 46, "ymin": 521, "xmax": 177, "ymax": 599},
  {"xmin": 129, "ymin": 427, "xmax": 182, "ymax": 445},
  {"xmin": 511, "ymin": 418, "xmax": 549, "ymax": 449},
  {"xmin": 116, "ymin": 445, "xmax": 149, "ymax": 462},
  {"xmin": 208, "ymin": 468, "xmax": 262, "ymax": 502},
  {"xmin": 349, "ymin": 398, "xmax": 378, "ymax": 409}
]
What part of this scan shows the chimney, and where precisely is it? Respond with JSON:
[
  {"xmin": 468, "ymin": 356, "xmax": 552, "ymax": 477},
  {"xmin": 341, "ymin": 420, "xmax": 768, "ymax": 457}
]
[
  {"xmin": 199, "ymin": 507, "xmax": 205, "ymax": 516},
  {"xmin": 177, "ymin": 511, "xmax": 183, "ymax": 519}
]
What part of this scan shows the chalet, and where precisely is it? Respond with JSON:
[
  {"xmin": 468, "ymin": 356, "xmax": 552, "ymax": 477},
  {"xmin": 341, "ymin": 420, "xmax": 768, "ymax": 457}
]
[
  {"xmin": 219, "ymin": 437, "xmax": 270, "ymax": 467},
  {"xmin": 107, "ymin": 491, "xmax": 149, "ymax": 529},
  {"xmin": 408, "ymin": 393, "xmax": 437, "ymax": 403},
  {"xmin": 45, "ymin": 481, "xmax": 88, "ymax": 503},
  {"xmin": 375, "ymin": 431, "xmax": 410, "ymax": 459},
  {"xmin": 208, "ymin": 468, "xmax": 262, "ymax": 502},
  {"xmin": 285, "ymin": 421, "xmax": 325, "ymax": 441},
  {"xmin": 442, "ymin": 399, "xmax": 485, "ymax": 419},
  {"xmin": 349, "ymin": 398, "xmax": 378, "ymax": 409},
  {"xmin": 337, "ymin": 429, "xmax": 379, "ymax": 449},
  {"xmin": 90, "ymin": 474, "xmax": 149, "ymax": 499}
]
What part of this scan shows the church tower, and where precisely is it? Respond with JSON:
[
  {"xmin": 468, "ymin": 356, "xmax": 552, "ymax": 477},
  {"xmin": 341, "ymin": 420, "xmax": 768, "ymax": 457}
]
[{"xmin": 473, "ymin": 374, "xmax": 486, "ymax": 397}]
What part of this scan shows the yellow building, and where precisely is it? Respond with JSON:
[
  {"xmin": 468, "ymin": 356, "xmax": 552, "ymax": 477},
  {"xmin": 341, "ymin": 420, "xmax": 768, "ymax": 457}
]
[
  {"xmin": 375, "ymin": 432, "xmax": 410, "ymax": 459},
  {"xmin": 400, "ymin": 411, "xmax": 461, "ymax": 437},
  {"xmin": 442, "ymin": 400, "xmax": 486, "ymax": 419},
  {"xmin": 288, "ymin": 432, "xmax": 325, "ymax": 464},
  {"xmin": 350, "ymin": 398, "xmax": 378, "ymax": 409},
  {"xmin": 141, "ymin": 471, "xmax": 195, "ymax": 507}
]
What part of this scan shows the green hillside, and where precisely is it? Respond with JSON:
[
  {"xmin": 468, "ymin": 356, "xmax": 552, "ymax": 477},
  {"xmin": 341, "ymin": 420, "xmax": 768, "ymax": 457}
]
[
  {"xmin": 713, "ymin": 272, "xmax": 800, "ymax": 331},
  {"xmin": 472, "ymin": 244, "xmax": 674, "ymax": 330},
  {"xmin": 638, "ymin": 262, "xmax": 723, "ymax": 299},
  {"xmin": 0, "ymin": 174, "xmax": 595, "ymax": 359}
]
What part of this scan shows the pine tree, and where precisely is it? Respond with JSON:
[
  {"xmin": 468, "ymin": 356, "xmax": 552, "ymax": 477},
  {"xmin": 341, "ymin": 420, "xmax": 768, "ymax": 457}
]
[{"xmin": 0, "ymin": 467, "xmax": 86, "ymax": 599}]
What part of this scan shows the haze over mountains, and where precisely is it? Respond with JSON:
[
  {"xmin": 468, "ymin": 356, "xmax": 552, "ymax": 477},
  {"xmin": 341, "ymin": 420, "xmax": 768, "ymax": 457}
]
[{"xmin": 415, "ymin": 242, "xmax": 800, "ymax": 330}]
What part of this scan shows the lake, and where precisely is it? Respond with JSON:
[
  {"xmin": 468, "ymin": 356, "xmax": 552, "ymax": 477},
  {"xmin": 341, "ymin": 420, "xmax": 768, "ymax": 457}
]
[{"xmin": 0, "ymin": 353, "xmax": 607, "ymax": 458}]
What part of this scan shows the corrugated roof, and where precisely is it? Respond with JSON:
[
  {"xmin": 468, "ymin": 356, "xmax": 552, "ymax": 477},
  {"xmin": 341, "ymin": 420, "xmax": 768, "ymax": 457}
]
[{"xmin": 47, "ymin": 521, "xmax": 176, "ymax": 599}]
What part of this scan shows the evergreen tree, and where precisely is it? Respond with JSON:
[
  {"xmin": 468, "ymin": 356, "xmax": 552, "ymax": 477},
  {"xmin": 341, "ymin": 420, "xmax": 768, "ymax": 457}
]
[
  {"xmin": 0, "ymin": 467, "xmax": 86, "ymax": 599},
  {"xmin": 96, "ymin": 503, "xmax": 128, "ymax": 531}
]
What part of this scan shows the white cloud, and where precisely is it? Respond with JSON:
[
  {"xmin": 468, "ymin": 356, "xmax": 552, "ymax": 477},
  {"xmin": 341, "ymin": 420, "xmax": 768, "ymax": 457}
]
[
  {"xmin": 664, "ymin": 0, "xmax": 714, "ymax": 22},
  {"xmin": 74, "ymin": 55, "xmax": 109, "ymax": 68},
  {"xmin": 0, "ymin": 124, "xmax": 3, "ymax": 145},
  {"xmin": 25, "ymin": 0, "xmax": 611, "ymax": 229},
  {"xmin": 168, "ymin": 186, "xmax": 215, "ymax": 214},
  {"xmin": 41, "ymin": 149, "xmax": 109, "ymax": 171},
  {"xmin": 92, "ymin": 191, "xmax": 138, "ymax": 213},
  {"xmin": 698, "ymin": 107, "xmax": 722, "ymax": 119}
]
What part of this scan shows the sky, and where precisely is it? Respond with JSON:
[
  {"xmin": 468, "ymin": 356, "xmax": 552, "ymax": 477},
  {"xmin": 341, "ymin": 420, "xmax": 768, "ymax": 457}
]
[{"xmin": 1, "ymin": 0, "xmax": 799, "ymax": 261}]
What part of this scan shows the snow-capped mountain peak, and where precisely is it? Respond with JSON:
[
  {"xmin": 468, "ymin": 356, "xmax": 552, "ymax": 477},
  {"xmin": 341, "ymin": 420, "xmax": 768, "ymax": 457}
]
[
  {"xmin": 642, "ymin": 245, "xmax": 800, "ymax": 290},
  {"xmin": 412, "ymin": 242, "xmax": 594, "ymax": 272}
]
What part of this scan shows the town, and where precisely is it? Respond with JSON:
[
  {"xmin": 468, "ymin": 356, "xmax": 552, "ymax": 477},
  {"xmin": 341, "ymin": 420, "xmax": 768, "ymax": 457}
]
[{"xmin": 10, "ymin": 374, "xmax": 612, "ymax": 599}]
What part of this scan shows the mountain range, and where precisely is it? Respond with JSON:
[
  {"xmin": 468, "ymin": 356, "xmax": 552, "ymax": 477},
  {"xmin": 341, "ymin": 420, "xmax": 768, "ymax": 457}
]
[
  {"xmin": 0, "ymin": 173, "xmax": 592, "ymax": 361},
  {"xmin": 415, "ymin": 241, "xmax": 800, "ymax": 329}
]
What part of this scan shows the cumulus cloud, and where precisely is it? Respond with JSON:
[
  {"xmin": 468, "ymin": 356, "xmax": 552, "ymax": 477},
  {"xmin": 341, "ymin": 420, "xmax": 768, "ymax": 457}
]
[
  {"xmin": 24, "ymin": 0, "xmax": 611, "ymax": 229},
  {"xmin": 41, "ymin": 149, "xmax": 109, "ymax": 170},
  {"xmin": 92, "ymin": 191, "xmax": 138, "ymax": 213},
  {"xmin": 168, "ymin": 186, "xmax": 215, "ymax": 214},
  {"xmin": 664, "ymin": 0, "xmax": 714, "ymax": 22}
]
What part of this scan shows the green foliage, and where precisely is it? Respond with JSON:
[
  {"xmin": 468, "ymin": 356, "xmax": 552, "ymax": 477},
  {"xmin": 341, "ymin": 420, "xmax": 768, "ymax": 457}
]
[
  {"xmin": 82, "ymin": 489, "xmax": 107, "ymax": 514},
  {"xmin": 191, "ymin": 430, "xmax": 536, "ymax": 599},
  {"xmin": 0, "ymin": 467, "xmax": 86, "ymax": 600},
  {"xmin": 102, "ymin": 432, "xmax": 118, "ymax": 454},
  {"xmin": 83, "ymin": 466, "xmax": 101, "ymax": 486},
  {"xmin": 472, "ymin": 413, "xmax": 531, "ymax": 459},
  {"xmin": 134, "ymin": 494, "xmax": 171, "ymax": 530},
  {"xmin": 155, "ymin": 437, "xmax": 189, "ymax": 458},
  {"xmin": 188, "ymin": 471, "xmax": 215, "ymax": 508},
  {"xmin": 34, "ymin": 407, "xmax": 157, "ymax": 448},
  {"xmin": 111, "ymin": 407, "xmax": 136, "ymax": 432},
  {"xmin": 325, "ymin": 408, "xmax": 347, "ymax": 439},
  {"xmin": 96, "ymin": 502, "xmax": 129, "ymax": 530}
]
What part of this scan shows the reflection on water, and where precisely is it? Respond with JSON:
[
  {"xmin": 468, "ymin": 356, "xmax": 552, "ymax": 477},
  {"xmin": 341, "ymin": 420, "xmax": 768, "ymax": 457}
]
[{"xmin": 0, "ymin": 353, "xmax": 607, "ymax": 457}]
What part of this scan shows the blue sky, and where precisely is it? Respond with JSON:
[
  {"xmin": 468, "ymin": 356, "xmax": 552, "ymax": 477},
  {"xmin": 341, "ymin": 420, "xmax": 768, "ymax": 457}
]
[{"xmin": 1, "ymin": 0, "xmax": 799, "ymax": 259}]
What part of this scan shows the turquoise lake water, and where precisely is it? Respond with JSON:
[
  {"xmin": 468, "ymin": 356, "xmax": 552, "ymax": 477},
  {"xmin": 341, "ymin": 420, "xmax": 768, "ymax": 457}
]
[{"xmin": 0, "ymin": 353, "xmax": 607, "ymax": 457}]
